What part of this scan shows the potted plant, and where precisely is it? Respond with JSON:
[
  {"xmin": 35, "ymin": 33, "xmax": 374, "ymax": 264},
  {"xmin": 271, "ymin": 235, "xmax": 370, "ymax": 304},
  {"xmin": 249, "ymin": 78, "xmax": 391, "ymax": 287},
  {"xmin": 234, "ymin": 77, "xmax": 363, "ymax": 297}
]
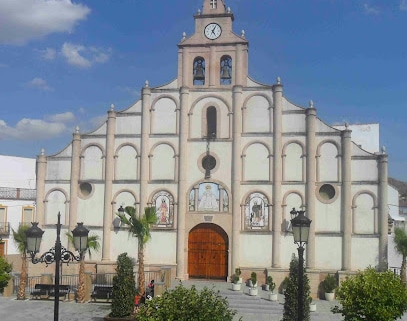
[
  {"xmin": 249, "ymin": 272, "xmax": 258, "ymax": 296},
  {"xmin": 322, "ymin": 274, "xmax": 337, "ymax": 301},
  {"xmin": 234, "ymin": 267, "xmax": 242, "ymax": 284},
  {"xmin": 231, "ymin": 275, "xmax": 241, "ymax": 291},
  {"xmin": 265, "ymin": 275, "xmax": 278, "ymax": 301}
]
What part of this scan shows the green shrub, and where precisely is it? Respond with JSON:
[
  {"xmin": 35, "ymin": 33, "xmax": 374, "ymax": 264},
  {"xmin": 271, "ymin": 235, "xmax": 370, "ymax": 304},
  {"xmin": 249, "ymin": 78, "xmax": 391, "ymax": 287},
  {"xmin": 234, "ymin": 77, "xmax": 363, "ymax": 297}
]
[
  {"xmin": 322, "ymin": 274, "xmax": 337, "ymax": 293},
  {"xmin": 332, "ymin": 267, "xmax": 407, "ymax": 321},
  {"xmin": 110, "ymin": 253, "xmax": 136, "ymax": 318},
  {"xmin": 282, "ymin": 254, "xmax": 311, "ymax": 321},
  {"xmin": 250, "ymin": 272, "xmax": 257, "ymax": 287},
  {"xmin": 0, "ymin": 256, "xmax": 12, "ymax": 292},
  {"xmin": 135, "ymin": 282, "xmax": 241, "ymax": 321},
  {"xmin": 266, "ymin": 275, "xmax": 276, "ymax": 292},
  {"xmin": 235, "ymin": 267, "xmax": 241, "ymax": 277}
]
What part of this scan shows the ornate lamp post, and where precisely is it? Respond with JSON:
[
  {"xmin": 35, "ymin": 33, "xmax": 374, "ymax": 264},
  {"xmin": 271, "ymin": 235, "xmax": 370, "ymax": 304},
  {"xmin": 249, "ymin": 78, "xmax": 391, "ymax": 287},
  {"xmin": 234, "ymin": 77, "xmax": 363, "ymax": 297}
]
[
  {"xmin": 290, "ymin": 208, "xmax": 312, "ymax": 321},
  {"xmin": 25, "ymin": 212, "xmax": 89, "ymax": 321}
]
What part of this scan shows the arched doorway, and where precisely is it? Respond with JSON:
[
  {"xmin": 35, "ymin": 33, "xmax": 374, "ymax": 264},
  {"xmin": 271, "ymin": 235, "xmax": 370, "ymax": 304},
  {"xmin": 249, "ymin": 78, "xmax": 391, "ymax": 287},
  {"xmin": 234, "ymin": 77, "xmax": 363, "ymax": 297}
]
[{"xmin": 188, "ymin": 223, "xmax": 228, "ymax": 280}]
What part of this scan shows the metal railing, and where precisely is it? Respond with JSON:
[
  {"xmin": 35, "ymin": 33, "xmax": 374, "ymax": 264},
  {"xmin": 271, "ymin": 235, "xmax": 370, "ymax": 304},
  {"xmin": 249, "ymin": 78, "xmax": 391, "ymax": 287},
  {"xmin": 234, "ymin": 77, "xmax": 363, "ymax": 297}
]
[
  {"xmin": 0, "ymin": 187, "xmax": 36, "ymax": 200},
  {"xmin": 13, "ymin": 269, "xmax": 165, "ymax": 295},
  {"xmin": 0, "ymin": 222, "xmax": 10, "ymax": 236}
]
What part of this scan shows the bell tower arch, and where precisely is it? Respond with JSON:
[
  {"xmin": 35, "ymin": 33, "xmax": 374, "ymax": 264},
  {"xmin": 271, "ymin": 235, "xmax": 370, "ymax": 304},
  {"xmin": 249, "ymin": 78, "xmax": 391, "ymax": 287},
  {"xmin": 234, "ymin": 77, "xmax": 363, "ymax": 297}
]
[{"xmin": 177, "ymin": 0, "xmax": 249, "ymax": 88}]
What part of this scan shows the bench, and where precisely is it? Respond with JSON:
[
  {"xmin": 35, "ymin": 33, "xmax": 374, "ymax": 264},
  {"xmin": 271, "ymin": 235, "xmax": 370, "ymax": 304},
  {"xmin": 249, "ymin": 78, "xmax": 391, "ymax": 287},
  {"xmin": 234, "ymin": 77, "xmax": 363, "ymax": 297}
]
[
  {"xmin": 91, "ymin": 285, "xmax": 113, "ymax": 302},
  {"xmin": 30, "ymin": 284, "xmax": 71, "ymax": 300},
  {"xmin": 30, "ymin": 284, "xmax": 53, "ymax": 299},
  {"xmin": 49, "ymin": 285, "xmax": 71, "ymax": 300}
]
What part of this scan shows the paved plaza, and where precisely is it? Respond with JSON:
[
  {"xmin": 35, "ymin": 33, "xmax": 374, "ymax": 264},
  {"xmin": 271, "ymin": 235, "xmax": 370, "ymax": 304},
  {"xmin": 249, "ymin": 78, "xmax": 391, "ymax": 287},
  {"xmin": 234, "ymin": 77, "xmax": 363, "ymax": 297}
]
[{"xmin": 2, "ymin": 281, "xmax": 407, "ymax": 321}]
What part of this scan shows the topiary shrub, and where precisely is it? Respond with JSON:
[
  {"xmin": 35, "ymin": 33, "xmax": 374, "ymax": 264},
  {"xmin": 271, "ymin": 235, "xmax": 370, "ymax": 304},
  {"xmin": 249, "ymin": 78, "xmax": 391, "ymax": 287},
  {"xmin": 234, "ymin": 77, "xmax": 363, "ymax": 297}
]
[
  {"xmin": 332, "ymin": 267, "xmax": 407, "ymax": 321},
  {"xmin": 266, "ymin": 275, "xmax": 276, "ymax": 292},
  {"xmin": 135, "ymin": 282, "xmax": 242, "ymax": 321},
  {"xmin": 109, "ymin": 253, "xmax": 136, "ymax": 318},
  {"xmin": 282, "ymin": 254, "xmax": 311, "ymax": 321},
  {"xmin": 0, "ymin": 256, "xmax": 12, "ymax": 293},
  {"xmin": 250, "ymin": 272, "xmax": 257, "ymax": 287}
]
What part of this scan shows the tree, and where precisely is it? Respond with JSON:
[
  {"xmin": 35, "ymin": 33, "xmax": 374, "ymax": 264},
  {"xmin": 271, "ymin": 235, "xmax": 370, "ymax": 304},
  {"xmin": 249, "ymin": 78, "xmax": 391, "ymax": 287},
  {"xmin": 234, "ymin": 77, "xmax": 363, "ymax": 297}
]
[
  {"xmin": 12, "ymin": 224, "xmax": 29, "ymax": 300},
  {"xmin": 0, "ymin": 256, "xmax": 12, "ymax": 292},
  {"xmin": 66, "ymin": 232, "xmax": 100, "ymax": 303},
  {"xmin": 394, "ymin": 227, "xmax": 407, "ymax": 283},
  {"xmin": 110, "ymin": 252, "xmax": 136, "ymax": 318},
  {"xmin": 117, "ymin": 206, "xmax": 157, "ymax": 297},
  {"xmin": 332, "ymin": 267, "xmax": 407, "ymax": 321},
  {"xmin": 135, "ymin": 282, "xmax": 241, "ymax": 321},
  {"xmin": 282, "ymin": 254, "xmax": 311, "ymax": 321}
]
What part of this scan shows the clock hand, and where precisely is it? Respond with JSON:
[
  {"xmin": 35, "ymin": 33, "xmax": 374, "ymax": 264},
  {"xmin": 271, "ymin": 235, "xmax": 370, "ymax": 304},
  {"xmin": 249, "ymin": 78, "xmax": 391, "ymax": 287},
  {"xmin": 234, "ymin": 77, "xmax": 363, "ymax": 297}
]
[{"xmin": 211, "ymin": 26, "xmax": 216, "ymax": 35}]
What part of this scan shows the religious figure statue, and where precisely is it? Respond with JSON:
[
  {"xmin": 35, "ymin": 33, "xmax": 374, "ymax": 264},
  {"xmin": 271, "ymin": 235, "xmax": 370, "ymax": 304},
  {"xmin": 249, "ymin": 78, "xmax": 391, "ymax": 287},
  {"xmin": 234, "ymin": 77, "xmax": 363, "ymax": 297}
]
[{"xmin": 198, "ymin": 184, "xmax": 219, "ymax": 211}]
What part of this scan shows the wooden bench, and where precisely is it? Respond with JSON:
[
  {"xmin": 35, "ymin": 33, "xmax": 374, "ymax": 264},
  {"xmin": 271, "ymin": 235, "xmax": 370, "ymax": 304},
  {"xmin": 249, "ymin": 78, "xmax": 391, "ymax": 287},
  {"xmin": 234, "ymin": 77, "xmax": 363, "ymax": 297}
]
[
  {"xmin": 30, "ymin": 284, "xmax": 71, "ymax": 300},
  {"xmin": 91, "ymin": 285, "xmax": 113, "ymax": 302}
]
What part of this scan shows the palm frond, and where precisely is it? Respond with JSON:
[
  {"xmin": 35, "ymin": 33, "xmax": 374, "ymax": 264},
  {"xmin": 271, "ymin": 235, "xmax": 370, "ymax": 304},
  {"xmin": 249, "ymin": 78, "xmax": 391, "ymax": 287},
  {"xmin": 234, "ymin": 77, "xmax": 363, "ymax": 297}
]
[{"xmin": 12, "ymin": 225, "xmax": 29, "ymax": 254}]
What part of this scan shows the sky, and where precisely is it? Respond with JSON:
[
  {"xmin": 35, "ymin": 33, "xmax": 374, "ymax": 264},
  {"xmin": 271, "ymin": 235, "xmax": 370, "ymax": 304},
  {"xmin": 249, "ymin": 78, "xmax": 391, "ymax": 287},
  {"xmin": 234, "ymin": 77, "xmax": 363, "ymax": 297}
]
[{"xmin": 0, "ymin": 0, "xmax": 406, "ymax": 181}]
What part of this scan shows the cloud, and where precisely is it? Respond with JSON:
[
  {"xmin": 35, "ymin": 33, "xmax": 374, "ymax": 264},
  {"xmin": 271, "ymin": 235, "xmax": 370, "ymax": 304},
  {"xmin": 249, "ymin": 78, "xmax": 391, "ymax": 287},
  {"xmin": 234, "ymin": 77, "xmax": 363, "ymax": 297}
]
[
  {"xmin": 39, "ymin": 48, "xmax": 57, "ymax": 60},
  {"xmin": 0, "ymin": 118, "xmax": 67, "ymax": 140},
  {"xmin": 0, "ymin": 63, "xmax": 7, "ymax": 68},
  {"xmin": 118, "ymin": 86, "xmax": 140, "ymax": 97},
  {"xmin": 27, "ymin": 77, "xmax": 54, "ymax": 91},
  {"xmin": 363, "ymin": 3, "xmax": 380, "ymax": 15},
  {"xmin": 45, "ymin": 112, "xmax": 75, "ymax": 123},
  {"xmin": 0, "ymin": 0, "xmax": 90, "ymax": 45},
  {"xmin": 401, "ymin": 0, "xmax": 407, "ymax": 10},
  {"xmin": 61, "ymin": 42, "xmax": 112, "ymax": 68}
]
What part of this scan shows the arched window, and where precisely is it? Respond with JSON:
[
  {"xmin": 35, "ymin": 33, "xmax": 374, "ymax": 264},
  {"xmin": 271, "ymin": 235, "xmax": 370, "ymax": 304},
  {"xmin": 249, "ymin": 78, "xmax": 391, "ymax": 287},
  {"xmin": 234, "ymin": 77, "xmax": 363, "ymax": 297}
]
[
  {"xmin": 193, "ymin": 57, "xmax": 205, "ymax": 86},
  {"xmin": 220, "ymin": 55, "xmax": 232, "ymax": 85},
  {"xmin": 206, "ymin": 106, "xmax": 217, "ymax": 137}
]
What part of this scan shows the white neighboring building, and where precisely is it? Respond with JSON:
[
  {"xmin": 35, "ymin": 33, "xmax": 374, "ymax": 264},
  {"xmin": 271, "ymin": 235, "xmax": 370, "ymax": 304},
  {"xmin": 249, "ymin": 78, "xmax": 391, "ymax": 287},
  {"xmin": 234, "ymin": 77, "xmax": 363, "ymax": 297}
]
[
  {"xmin": 0, "ymin": 155, "xmax": 36, "ymax": 256},
  {"xmin": 33, "ymin": 0, "xmax": 389, "ymax": 295}
]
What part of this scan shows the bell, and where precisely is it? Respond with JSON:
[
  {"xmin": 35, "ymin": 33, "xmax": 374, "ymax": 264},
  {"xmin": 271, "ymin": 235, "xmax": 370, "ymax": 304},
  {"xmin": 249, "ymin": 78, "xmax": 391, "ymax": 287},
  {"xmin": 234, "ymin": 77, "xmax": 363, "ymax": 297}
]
[
  {"xmin": 220, "ymin": 65, "xmax": 231, "ymax": 80},
  {"xmin": 194, "ymin": 65, "xmax": 205, "ymax": 81}
]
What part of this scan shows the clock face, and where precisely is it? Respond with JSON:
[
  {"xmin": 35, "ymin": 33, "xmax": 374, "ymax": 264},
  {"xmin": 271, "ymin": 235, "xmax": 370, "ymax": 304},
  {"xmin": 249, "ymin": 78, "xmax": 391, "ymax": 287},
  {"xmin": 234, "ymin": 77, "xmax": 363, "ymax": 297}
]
[{"xmin": 204, "ymin": 23, "xmax": 222, "ymax": 40}]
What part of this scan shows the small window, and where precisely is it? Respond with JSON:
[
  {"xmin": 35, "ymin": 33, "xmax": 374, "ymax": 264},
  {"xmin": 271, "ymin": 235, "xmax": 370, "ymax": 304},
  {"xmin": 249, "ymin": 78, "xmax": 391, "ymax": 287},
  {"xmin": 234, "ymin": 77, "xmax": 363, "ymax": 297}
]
[
  {"xmin": 22, "ymin": 207, "xmax": 34, "ymax": 226},
  {"xmin": 206, "ymin": 106, "xmax": 217, "ymax": 137},
  {"xmin": 193, "ymin": 57, "xmax": 205, "ymax": 86},
  {"xmin": 220, "ymin": 56, "xmax": 232, "ymax": 85},
  {"xmin": 210, "ymin": 0, "xmax": 217, "ymax": 9}
]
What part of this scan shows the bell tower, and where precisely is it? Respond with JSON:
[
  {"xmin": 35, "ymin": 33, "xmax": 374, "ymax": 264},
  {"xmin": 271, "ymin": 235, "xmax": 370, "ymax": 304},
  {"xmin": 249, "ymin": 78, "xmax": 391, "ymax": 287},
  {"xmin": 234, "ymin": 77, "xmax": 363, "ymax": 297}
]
[{"xmin": 178, "ymin": 0, "xmax": 249, "ymax": 88}]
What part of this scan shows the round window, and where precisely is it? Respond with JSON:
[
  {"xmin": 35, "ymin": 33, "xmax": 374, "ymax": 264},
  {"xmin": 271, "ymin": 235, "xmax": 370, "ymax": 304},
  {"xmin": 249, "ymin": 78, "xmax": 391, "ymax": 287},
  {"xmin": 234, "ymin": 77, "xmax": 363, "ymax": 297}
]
[
  {"xmin": 202, "ymin": 155, "xmax": 216, "ymax": 171},
  {"xmin": 319, "ymin": 184, "xmax": 336, "ymax": 201},
  {"xmin": 79, "ymin": 182, "xmax": 92, "ymax": 197}
]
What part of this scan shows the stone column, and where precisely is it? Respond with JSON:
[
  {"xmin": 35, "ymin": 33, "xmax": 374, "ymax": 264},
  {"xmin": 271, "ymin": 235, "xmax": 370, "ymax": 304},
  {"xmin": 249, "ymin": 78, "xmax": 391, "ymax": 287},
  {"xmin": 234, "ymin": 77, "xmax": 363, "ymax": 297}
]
[
  {"xmin": 272, "ymin": 79, "xmax": 283, "ymax": 268},
  {"xmin": 305, "ymin": 104, "xmax": 317, "ymax": 269},
  {"xmin": 69, "ymin": 127, "xmax": 81, "ymax": 234},
  {"xmin": 176, "ymin": 86, "xmax": 190, "ymax": 279},
  {"xmin": 36, "ymin": 149, "xmax": 47, "ymax": 226},
  {"xmin": 341, "ymin": 126, "xmax": 352, "ymax": 271},
  {"xmin": 102, "ymin": 105, "xmax": 116, "ymax": 261},
  {"xmin": 231, "ymin": 85, "xmax": 243, "ymax": 273},
  {"xmin": 140, "ymin": 82, "xmax": 151, "ymax": 213},
  {"xmin": 378, "ymin": 150, "xmax": 389, "ymax": 270}
]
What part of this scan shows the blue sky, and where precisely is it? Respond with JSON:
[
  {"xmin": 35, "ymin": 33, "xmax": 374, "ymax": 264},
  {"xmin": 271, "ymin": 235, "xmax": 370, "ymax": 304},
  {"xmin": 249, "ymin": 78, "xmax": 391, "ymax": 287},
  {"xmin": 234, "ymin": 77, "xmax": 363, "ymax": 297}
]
[{"xmin": 0, "ymin": 0, "xmax": 406, "ymax": 181}]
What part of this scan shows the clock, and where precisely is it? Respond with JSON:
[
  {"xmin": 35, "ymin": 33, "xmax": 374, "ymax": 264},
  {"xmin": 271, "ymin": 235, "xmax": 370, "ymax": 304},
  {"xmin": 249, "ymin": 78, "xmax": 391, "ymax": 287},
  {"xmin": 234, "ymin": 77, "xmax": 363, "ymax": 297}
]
[{"xmin": 204, "ymin": 23, "xmax": 222, "ymax": 40}]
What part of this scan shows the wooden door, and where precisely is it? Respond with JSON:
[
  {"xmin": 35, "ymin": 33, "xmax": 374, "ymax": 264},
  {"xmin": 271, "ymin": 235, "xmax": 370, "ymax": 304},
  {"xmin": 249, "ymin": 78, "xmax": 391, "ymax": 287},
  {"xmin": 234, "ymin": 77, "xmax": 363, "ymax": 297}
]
[
  {"xmin": 0, "ymin": 242, "xmax": 4, "ymax": 257},
  {"xmin": 188, "ymin": 223, "xmax": 228, "ymax": 280}
]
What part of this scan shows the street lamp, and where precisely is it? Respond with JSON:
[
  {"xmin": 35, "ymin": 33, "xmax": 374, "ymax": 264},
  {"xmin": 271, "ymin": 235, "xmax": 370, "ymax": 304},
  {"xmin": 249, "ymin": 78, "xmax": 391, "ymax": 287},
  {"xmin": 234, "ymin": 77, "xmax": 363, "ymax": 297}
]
[
  {"xmin": 290, "ymin": 208, "xmax": 312, "ymax": 321},
  {"xmin": 25, "ymin": 212, "xmax": 89, "ymax": 321}
]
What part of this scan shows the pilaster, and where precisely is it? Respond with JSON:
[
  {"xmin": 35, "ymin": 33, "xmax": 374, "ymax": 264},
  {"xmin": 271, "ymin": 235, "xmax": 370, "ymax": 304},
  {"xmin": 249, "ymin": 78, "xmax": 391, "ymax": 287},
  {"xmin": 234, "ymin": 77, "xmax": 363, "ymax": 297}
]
[
  {"xmin": 102, "ymin": 105, "xmax": 116, "ymax": 261},
  {"xmin": 272, "ymin": 79, "xmax": 283, "ymax": 268},
  {"xmin": 176, "ymin": 86, "xmax": 190, "ymax": 279},
  {"xmin": 35, "ymin": 149, "xmax": 47, "ymax": 226},
  {"xmin": 231, "ymin": 85, "xmax": 243, "ymax": 273},
  {"xmin": 305, "ymin": 104, "xmax": 317, "ymax": 269},
  {"xmin": 341, "ymin": 127, "xmax": 352, "ymax": 271},
  {"xmin": 378, "ymin": 151, "xmax": 388, "ymax": 270}
]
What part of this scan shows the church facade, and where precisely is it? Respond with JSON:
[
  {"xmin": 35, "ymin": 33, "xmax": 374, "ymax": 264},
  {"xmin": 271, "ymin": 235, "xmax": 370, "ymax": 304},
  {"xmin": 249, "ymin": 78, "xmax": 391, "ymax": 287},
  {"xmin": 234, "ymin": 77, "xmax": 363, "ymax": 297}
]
[{"xmin": 35, "ymin": 0, "xmax": 388, "ymax": 289}]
